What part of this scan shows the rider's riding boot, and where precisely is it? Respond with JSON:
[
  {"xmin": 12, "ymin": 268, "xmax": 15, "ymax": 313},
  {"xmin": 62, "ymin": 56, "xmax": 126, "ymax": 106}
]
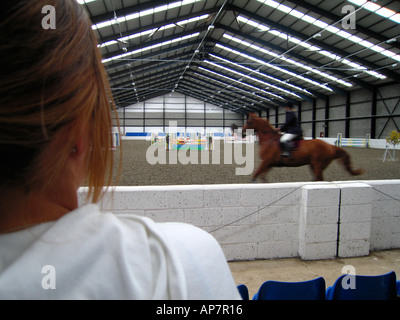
[{"xmin": 280, "ymin": 142, "xmax": 291, "ymax": 157}]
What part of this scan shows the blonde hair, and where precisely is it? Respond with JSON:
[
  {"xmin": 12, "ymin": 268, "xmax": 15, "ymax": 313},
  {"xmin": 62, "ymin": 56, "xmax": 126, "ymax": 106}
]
[{"xmin": 0, "ymin": 0, "xmax": 119, "ymax": 203}]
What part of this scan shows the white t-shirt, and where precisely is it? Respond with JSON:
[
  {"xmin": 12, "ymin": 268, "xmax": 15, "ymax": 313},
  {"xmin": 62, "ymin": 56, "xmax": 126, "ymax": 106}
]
[{"xmin": 0, "ymin": 204, "xmax": 241, "ymax": 300}]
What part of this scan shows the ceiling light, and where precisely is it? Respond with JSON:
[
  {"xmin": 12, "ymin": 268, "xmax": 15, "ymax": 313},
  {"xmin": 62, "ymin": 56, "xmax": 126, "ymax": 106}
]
[
  {"xmin": 348, "ymin": 0, "xmax": 400, "ymax": 24},
  {"xmin": 210, "ymin": 53, "xmax": 303, "ymax": 98},
  {"xmin": 196, "ymin": 69, "xmax": 276, "ymax": 104},
  {"xmin": 77, "ymin": 0, "xmax": 97, "ymax": 4},
  {"xmin": 238, "ymin": 15, "xmax": 388, "ymax": 78},
  {"xmin": 256, "ymin": 0, "xmax": 400, "ymax": 67},
  {"xmin": 194, "ymin": 71, "xmax": 274, "ymax": 105},
  {"xmin": 93, "ymin": 0, "xmax": 204, "ymax": 30},
  {"xmin": 99, "ymin": 14, "xmax": 209, "ymax": 49},
  {"xmin": 203, "ymin": 61, "xmax": 288, "ymax": 100},
  {"xmin": 102, "ymin": 32, "xmax": 200, "ymax": 63},
  {"xmin": 221, "ymin": 35, "xmax": 340, "ymax": 89},
  {"xmin": 237, "ymin": 15, "xmax": 270, "ymax": 32}
]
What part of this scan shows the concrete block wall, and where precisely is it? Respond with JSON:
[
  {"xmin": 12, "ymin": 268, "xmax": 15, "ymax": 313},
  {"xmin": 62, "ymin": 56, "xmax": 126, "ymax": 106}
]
[
  {"xmin": 78, "ymin": 180, "xmax": 400, "ymax": 261},
  {"xmin": 208, "ymin": 183, "xmax": 303, "ymax": 261}
]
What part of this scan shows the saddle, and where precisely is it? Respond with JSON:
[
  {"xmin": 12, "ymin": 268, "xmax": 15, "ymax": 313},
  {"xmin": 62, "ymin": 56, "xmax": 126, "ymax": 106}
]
[{"xmin": 280, "ymin": 135, "xmax": 303, "ymax": 158}]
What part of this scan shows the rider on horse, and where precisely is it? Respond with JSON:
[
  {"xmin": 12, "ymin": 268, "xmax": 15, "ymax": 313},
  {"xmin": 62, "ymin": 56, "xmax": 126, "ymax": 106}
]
[{"xmin": 278, "ymin": 102, "xmax": 303, "ymax": 157}]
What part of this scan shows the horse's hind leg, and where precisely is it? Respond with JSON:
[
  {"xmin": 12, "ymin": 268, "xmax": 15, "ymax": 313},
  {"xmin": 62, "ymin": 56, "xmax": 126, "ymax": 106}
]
[
  {"xmin": 311, "ymin": 160, "xmax": 331, "ymax": 181},
  {"xmin": 313, "ymin": 168, "xmax": 323, "ymax": 181}
]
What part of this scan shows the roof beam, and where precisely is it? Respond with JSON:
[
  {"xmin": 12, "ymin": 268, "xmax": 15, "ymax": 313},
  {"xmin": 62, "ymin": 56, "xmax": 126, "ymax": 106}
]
[
  {"xmin": 177, "ymin": 82, "xmax": 247, "ymax": 114},
  {"xmin": 102, "ymin": 26, "xmax": 205, "ymax": 60},
  {"xmin": 115, "ymin": 77, "xmax": 177, "ymax": 102},
  {"xmin": 223, "ymin": 5, "xmax": 382, "ymax": 90},
  {"xmin": 284, "ymin": 0, "xmax": 400, "ymax": 51},
  {"xmin": 179, "ymin": 80, "xmax": 245, "ymax": 111},
  {"xmin": 178, "ymin": 84, "xmax": 243, "ymax": 113},
  {"xmin": 113, "ymin": 73, "xmax": 181, "ymax": 100},
  {"xmin": 114, "ymin": 79, "xmax": 176, "ymax": 102},
  {"xmin": 190, "ymin": 72, "xmax": 275, "ymax": 110},
  {"xmin": 117, "ymin": 89, "xmax": 172, "ymax": 107},
  {"xmin": 190, "ymin": 70, "xmax": 279, "ymax": 110},
  {"xmin": 98, "ymin": 7, "xmax": 217, "ymax": 45},
  {"xmin": 226, "ymin": 5, "xmax": 400, "ymax": 85},
  {"xmin": 195, "ymin": 64, "xmax": 283, "ymax": 107},
  {"xmin": 212, "ymin": 41, "xmax": 327, "ymax": 100},
  {"xmin": 89, "ymin": 0, "xmax": 173, "ymax": 25},
  {"xmin": 113, "ymin": 72, "xmax": 179, "ymax": 96},
  {"xmin": 112, "ymin": 65, "xmax": 185, "ymax": 92},
  {"xmin": 104, "ymin": 39, "xmax": 201, "ymax": 74},
  {"xmin": 217, "ymin": 23, "xmax": 370, "ymax": 93},
  {"xmin": 181, "ymin": 76, "xmax": 265, "ymax": 113},
  {"xmin": 109, "ymin": 52, "xmax": 193, "ymax": 83},
  {"xmin": 209, "ymin": 52, "xmax": 314, "ymax": 102}
]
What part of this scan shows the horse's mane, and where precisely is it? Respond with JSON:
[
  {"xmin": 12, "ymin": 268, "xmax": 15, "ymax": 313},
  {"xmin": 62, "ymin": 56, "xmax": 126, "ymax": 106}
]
[{"xmin": 252, "ymin": 115, "xmax": 274, "ymax": 131}]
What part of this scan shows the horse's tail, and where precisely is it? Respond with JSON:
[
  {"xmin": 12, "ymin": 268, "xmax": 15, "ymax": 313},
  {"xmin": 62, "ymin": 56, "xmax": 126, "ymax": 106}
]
[{"xmin": 334, "ymin": 147, "xmax": 365, "ymax": 176}]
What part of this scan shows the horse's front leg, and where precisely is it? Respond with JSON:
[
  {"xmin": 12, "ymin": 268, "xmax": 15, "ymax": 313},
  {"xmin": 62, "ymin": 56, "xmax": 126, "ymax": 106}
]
[
  {"xmin": 251, "ymin": 160, "xmax": 271, "ymax": 182},
  {"xmin": 260, "ymin": 174, "xmax": 268, "ymax": 183}
]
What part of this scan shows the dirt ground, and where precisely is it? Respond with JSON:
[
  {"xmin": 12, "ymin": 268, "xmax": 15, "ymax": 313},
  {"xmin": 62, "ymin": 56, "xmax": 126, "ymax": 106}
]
[{"xmin": 112, "ymin": 140, "xmax": 400, "ymax": 186}]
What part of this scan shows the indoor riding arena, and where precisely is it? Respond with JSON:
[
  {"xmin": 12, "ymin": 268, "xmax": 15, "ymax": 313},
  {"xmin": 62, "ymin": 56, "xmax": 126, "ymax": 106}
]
[
  {"xmin": 90, "ymin": 0, "xmax": 400, "ymax": 300},
  {"xmin": 114, "ymin": 140, "xmax": 400, "ymax": 185}
]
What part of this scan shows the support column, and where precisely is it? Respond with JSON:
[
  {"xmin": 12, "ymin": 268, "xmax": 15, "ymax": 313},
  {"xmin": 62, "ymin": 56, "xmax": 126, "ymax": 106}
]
[
  {"xmin": 163, "ymin": 94, "xmax": 166, "ymax": 132},
  {"xmin": 371, "ymin": 88, "xmax": 377, "ymax": 139},
  {"xmin": 123, "ymin": 108, "xmax": 126, "ymax": 135},
  {"xmin": 299, "ymin": 184, "xmax": 340, "ymax": 260},
  {"xmin": 312, "ymin": 99, "xmax": 316, "ymax": 139},
  {"xmin": 297, "ymin": 101, "xmax": 302, "ymax": 124},
  {"xmin": 184, "ymin": 95, "xmax": 187, "ymax": 132},
  {"xmin": 299, "ymin": 182, "xmax": 373, "ymax": 260},
  {"xmin": 204, "ymin": 101, "xmax": 206, "ymax": 132},
  {"xmin": 335, "ymin": 183, "xmax": 372, "ymax": 258},
  {"xmin": 143, "ymin": 100, "xmax": 146, "ymax": 133},
  {"xmin": 324, "ymin": 96, "xmax": 329, "ymax": 138},
  {"xmin": 222, "ymin": 108, "xmax": 225, "ymax": 135},
  {"xmin": 345, "ymin": 91, "xmax": 350, "ymax": 138}
]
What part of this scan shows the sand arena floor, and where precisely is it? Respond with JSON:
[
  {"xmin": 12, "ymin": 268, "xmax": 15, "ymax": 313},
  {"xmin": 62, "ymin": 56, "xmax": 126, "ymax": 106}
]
[{"xmin": 112, "ymin": 140, "xmax": 400, "ymax": 186}]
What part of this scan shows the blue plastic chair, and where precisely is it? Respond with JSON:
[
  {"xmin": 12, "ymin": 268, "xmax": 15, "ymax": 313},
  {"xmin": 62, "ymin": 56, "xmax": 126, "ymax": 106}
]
[
  {"xmin": 237, "ymin": 284, "xmax": 249, "ymax": 300},
  {"xmin": 326, "ymin": 271, "xmax": 397, "ymax": 300},
  {"xmin": 252, "ymin": 277, "xmax": 326, "ymax": 300},
  {"xmin": 397, "ymin": 281, "xmax": 400, "ymax": 298}
]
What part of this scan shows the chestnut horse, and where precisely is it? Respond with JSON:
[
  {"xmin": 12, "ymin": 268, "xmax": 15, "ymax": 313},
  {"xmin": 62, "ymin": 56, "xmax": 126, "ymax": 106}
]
[{"xmin": 242, "ymin": 113, "xmax": 365, "ymax": 182}]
